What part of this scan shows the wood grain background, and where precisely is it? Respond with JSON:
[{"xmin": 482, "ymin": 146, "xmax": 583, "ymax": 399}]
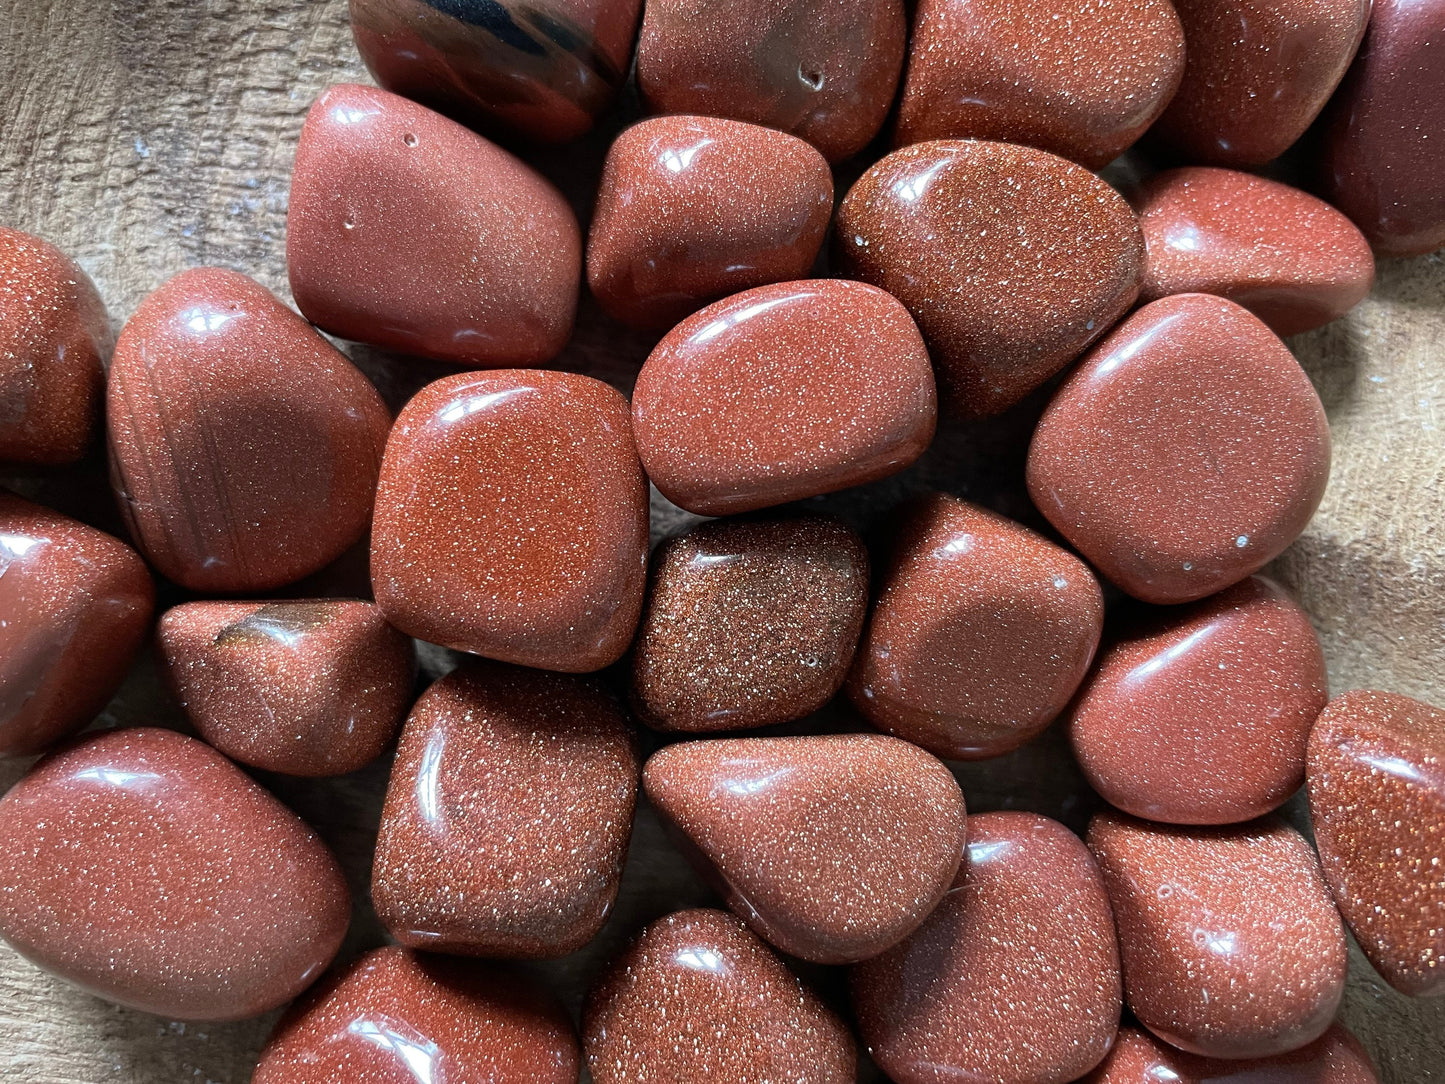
[{"xmin": 1, "ymin": 1, "xmax": 1442, "ymax": 1081}]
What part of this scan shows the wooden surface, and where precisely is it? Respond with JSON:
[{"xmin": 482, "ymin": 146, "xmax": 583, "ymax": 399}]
[{"xmin": 2, "ymin": 1, "xmax": 1444, "ymax": 1081}]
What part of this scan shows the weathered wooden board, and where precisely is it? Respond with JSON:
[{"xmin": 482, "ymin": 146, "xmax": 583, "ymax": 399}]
[{"xmin": 1, "ymin": 1, "xmax": 1442, "ymax": 1081}]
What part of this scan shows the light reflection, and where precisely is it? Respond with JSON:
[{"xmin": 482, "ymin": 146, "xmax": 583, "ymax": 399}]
[
  {"xmin": 691, "ymin": 295, "xmax": 795, "ymax": 345},
  {"xmin": 1162, "ymin": 224, "xmax": 1203, "ymax": 253},
  {"xmin": 967, "ymin": 839, "xmax": 1013, "ymax": 865},
  {"xmin": 181, "ymin": 308, "xmax": 240, "ymax": 335},
  {"xmin": 1124, "ymin": 625, "xmax": 1213, "ymax": 684},
  {"xmin": 674, "ymin": 947, "xmax": 728, "ymax": 974},
  {"xmin": 0, "ymin": 532, "xmax": 41, "ymax": 561},
  {"xmin": 1096, "ymin": 312, "xmax": 1186, "ymax": 376},
  {"xmin": 891, "ymin": 159, "xmax": 949, "ymax": 203},
  {"xmin": 347, "ymin": 1015, "xmax": 443, "ymax": 1083},
  {"xmin": 332, "ymin": 105, "xmax": 381, "ymax": 126},
  {"xmin": 660, "ymin": 137, "xmax": 714, "ymax": 174},
  {"xmin": 437, "ymin": 387, "xmax": 532, "ymax": 424},
  {"xmin": 415, "ymin": 732, "xmax": 445, "ymax": 824},
  {"xmin": 719, "ymin": 766, "xmax": 794, "ymax": 797},
  {"xmin": 72, "ymin": 767, "xmax": 163, "ymax": 790},
  {"xmin": 1361, "ymin": 754, "xmax": 1424, "ymax": 784}
]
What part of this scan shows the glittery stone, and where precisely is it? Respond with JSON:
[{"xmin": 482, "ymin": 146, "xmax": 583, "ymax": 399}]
[
  {"xmin": 254, "ymin": 945, "xmax": 581, "ymax": 1083},
  {"xmin": 1084, "ymin": 1024, "xmax": 1381, "ymax": 1083},
  {"xmin": 632, "ymin": 279, "xmax": 936, "ymax": 515},
  {"xmin": 644, "ymin": 734, "xmax": 967, "ymax": 963},
  {"xmin": 629, "ymin": 516, "xmax": 869, "ymax": 733},
  {"xmin": 852, "ymin": 811, "xmax": 1121, "ymax": 1084},
  {"xmin": 372, "ymin": 660, "xmax": 638, "ymax": 958},
  {"xmin": 1320, "ymin": 0, "xmax": 1445, "ymax": 258},
  {"xmin": 1151, "ymin": 0, "xmax": 1370, "ymax": 166},
  {"xmin": 106, "ymin": 267, "xmax": 391, "ymax": 593},
  {"xmin": 1307, "ymin": 689, "xmax": 1445, "ymax": 997},
  {"xmin": 371, "ymin": 369, "xmax": 648, "ymax": 672},
  {"xmin": 287, "ymin": 83, "xmax": 580, "ymax": 367},
  {"xmin": 1087, "ymin": 811, "xmax": 1348, "ymax": 1058},
  {"xmin": 350, "ymin": 0, "xmax": 642, "ymax": 143},
  {"xmin": 587, "ymin": 115, "xmax": 833, "ymax": 330},
  {"xmin": 1027, "ymin": 293, "xmax": 1331, "ymax": 605},
  {"xmin": 583, "ymin": 908, "xmax": 856, "ymax": 1083},
  {"xmin": 0, "ymin": 228, "xmax": 109, "ymax": 464},
  {"xmin": 835, "ymin": 139, "xmax": 1143, "ymax": 417},
  {"xmin": 0, "ymin": 728, "xmax": 349, "ymax": 1021},
  {"xmin": 0, "ymin": 494, "xmax": 154, "ymax": 758},
  {"xmin": 894, "ymin": 0, "xmax": 1186, "ymax": 169},
  {"xmin": 1136, "ymin": 167, "xmax": 1375, "ymax": 336},
  {"xmin": 635, "ymin": 0, "xmax": 906, "ymax": 162},
  {"xmin": 1070, "ymin": 576, "xmax": 1328, "ymax": 825},
  {"xmin": 157, "ymin": 600, "xmax": 416, "ymax": 777},
  {"xmin": 846, "ymin": 493, "xmax": 1103, "ymax": 761}
]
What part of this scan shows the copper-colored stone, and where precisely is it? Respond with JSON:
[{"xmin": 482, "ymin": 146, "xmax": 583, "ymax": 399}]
[
  {"xmin": 372, "ymin": 661, "xmax": 638, "ymax": 958},
  {"xmin": 852, "ymin": 811, "xmax": 1121, "ymax": 1084},
  {"xmin": 287, "ymin": 83, "xmax": 580, "ymax": 366},
  {"xmin": 1071, "ymin": 576, "xmax": 1328, "ymax": 825},
  {"xmin": 350, "ymin": 0, "xmax": 641, "ymax": 143},
  {"xmin": 1084, "ymin": 1024, "xmax": 1380, "ymax": 1084},
  {"xmin": 894, "ymin": 0, "xmax": 1185, "ymax": 169},
  {"xmin": 846, "ymin": 493, "xmax": 1103, "ymax": 761},
  {"xmin": 1320, "ymin": 0, "xmax": 1445, "ymax": 257},
  {"xmin": 635, "ymin": 0, "xmax": 906, "ymax": 163},
  {"xmin": 106, "ymin": 267, "xmax": 390, "ymax": 593},
  {"xmin": 835, "ymin": 139, "xmax": 1143, "ymax": 417},
  {"xmin": 1152, "ymin": 0, "xmax": 1370, "ymax": 166},
  {"xmin": 630, "ymin": 516, "xmax": 869, "ymax": 733},
  {"xmin": 1136, "ymin": 167, "xmax": 1375, "ymax": 336},
  {"xmin": 644, "ymin": 734, "xmax": 967, "ymax": 964},
  {"xmin": 371, "ymin": 369, "xmax": 648, "ymax": 672},
  {"xmin": 0, "ymin": 227, "xmax": 109, "ymax": 464},
  {"xmin": 1028, "ymin": 293, "xmax": 1331, "ymax": 605},
  {"xmin": 632, "ymin": 279, "xmax": 936, "ymax": 515},
  {"xmin": 1087, "ymin": 812, "xmax": 1348, "ymax": 1058},
  {"xmin": 0, "ymin": 494, "xmax": 154, "ymax": 758},
  {"xmin": 587, "ymin": 116, "xmax": 833, "ymax": 330},
  {"xmin": 0, "ymin": 728, "xmax": 349, "ymax": 1021},
  {"xmin": 157, "ymin": 600, "xmax": 415, "ymax": 777},
  {"xmin": 254, "ymin": 945, "xmax": 581, "ymax": 1084},
  {"xmin": 583, "ymin": 908, "xmax": 856, "ymax": 1083},
  {"xmin": 1307, "ymin": 689, "xmax": 1445, "ymax": 997}
]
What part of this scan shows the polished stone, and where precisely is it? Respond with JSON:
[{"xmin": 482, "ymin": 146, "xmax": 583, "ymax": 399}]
[
  {"xmin": 372, "ymin": 660, "xmax": 638, "ymax": 957},
  {"xmin": 107, "ymin": 267, "xmax": 391, "ymax": 592},
  {"xmin": 0, "ymin": 728, "xmax": 349, "ymax": 1020},
  {"xmin": 587, "ymin": 115, "xmax": 833, "ymax": 330},
  {"xmin": 288, "ymin": 83, "xmax": 580, "ymax": 366},
  {"xmin": 847, "ymin": 493, "xmax": 1103, "ymax": 760},
  {"xmin": 1084, "ymin": 1024, "xmax": 1380, "ymax": 1083},
  {"xmin": 632, "ymin": 279, "xmax": 936, "ymax": 514},
  {"xmin": 371, "ymin": 369, "xmax": 648, "ymax": 672},
  {"xmin": 1028, "ymin": 293, "xmax": 1331, "ymax": 604},
  {"xmin": 1307, "ymin": 689, "xmax": 1445, "ymax": 997},
  {"xmin": 835, "ymin": 139, "xmax": 1143, "ymax": 416}
]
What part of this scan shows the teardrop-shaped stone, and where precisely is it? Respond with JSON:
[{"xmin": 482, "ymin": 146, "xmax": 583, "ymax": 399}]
[
  {"xmin": 1084, "ymin": 1024, "xmax": 1380, "ymax": 1083},
  {"xmin": 107, "ymin": 267, "xmax": 391, "ymax": 592},
  {"xmin": 835, "ymin": 139, "xmax": 1143, "ymax": 416},
  {"xmin": 0, "ymin": 728, "xmax": 349, "ymax": 1020},
  {"xmin": 644, "ymin": 733, "xmax": 967, "ymax": 963}
]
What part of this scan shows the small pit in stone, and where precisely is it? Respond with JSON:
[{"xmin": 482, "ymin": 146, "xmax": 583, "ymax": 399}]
[{"xmin": 798, "ymin": 65, "xmax": 824, "ymax": 91}]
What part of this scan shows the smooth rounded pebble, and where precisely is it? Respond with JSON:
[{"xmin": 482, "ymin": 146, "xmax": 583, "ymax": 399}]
[{"xmin": 1084, "ymin": 1023, "xmax": 1380, "ymax": 1083}]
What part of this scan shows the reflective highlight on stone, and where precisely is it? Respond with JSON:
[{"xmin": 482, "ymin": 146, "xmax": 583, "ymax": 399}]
[
  {"xmin": 0, "ymin": 227, "xmax": 109, "ymax": 464},
  {"xmin": 107, "ymin": 267, "xmax": 391, "ymax": 592},
  {"xmin": 1307, "ymin": 690, "xmax": 1445, "ymax": 997},
  {"xmin": 847, "ymin": 493, "xmax": 1103, "ymax": 760},
  {"xmin": 587, "ymin": 116, "xmax": 833, "ymax": 330},
  {"xmin": 895, "ymin": 0, "xmax": 1186, "ymax": 169},
  {"xmin": 254, "ymin": 946, "xmax": 581, "ymax": 1084},
  {"xmin": 0, "ymin": 728, "xmax": 349, "ymax": 1021},
  {"xmin": 630, "ymin": 516, "xmax": 869, "ymax": 733},
  {"xmin": 632, "ymin": 279, "xmax": 936, "ymax": 515},
  {"xmin": 157, "ymin": 600, "xmax": 416, "ymax": 777},
  {"xmin": 1028, "ymin": 293, "xmax": 1331, "ymax": 604},
  {"xmin": 350, "ymin": 0, "xmax": 642, "ymax": 143},
  {"xmin": 1087, "ymin": 812, "xmax": 1348, "ymax": 1058},
  {"xmin": 1152, "ymin": 0, "xmax": 1370, "ymax": 166},
  {"xmin": 583, "ymin": 908, "xmax": 856, "ymax": 1083},
  {"xmin": 635, "ymin": 0, "xmax": 906, "ymax": 162},
  {"xmin": 1084, "ymin": 1024, "xmax": 1381, "ymax": 1084},
  {"xmin": 644, "ymin": 734, "xmax": 967, "ymax": 963},
  {"xmin": 1070, "ymin": 576, "xmax": 1328, "ymax": 825},
  {"xmin": 372, "ymin": 661, "xmax": 638, "ymax": 958},
  {"xmin": 371, "ymin": 369, "xmax": 648, "ymax": 672},
  {"xmin": 0, "ymin": 494, "xmax": 154, "ymax": 758},
  {"xmin": 852, "ymin": 812, "xmax": 1121, "ymax": 1084},
  {"xmin": 1136, "ymin": 167, "xmax": 1375, "ymax": 336},
  {"xmin": 835, "ymin": 139, "xmax": 1143, "ymax": 416},
  {"xmin": 288, "ymin": 83, "xmax": 580, "ymax": 366}
]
